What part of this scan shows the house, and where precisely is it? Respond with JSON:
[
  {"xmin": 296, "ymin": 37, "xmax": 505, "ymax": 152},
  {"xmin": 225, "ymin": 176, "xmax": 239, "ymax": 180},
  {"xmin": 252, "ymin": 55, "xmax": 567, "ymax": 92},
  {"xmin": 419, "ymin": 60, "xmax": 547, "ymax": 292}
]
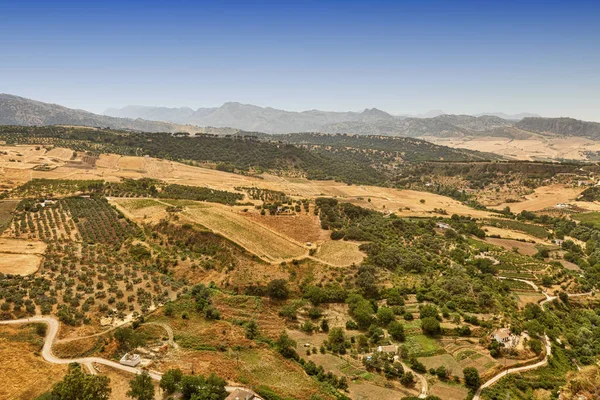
[
  {"xmin": 225, "ymin": 389, "xmax": 262, "ymax": 400},
  {"xmin": 119, "ymin": 353, "xmax": 141, "ymax": 367},
  {"xmin": 377, "ymin": 345, "xmax": 398, "ymax": 354},
  {"xmin": 491, "ymin": 328, "xmax": 518, "ymax": 348},
  {"xmin": 436, "ymin": 222, "xmax": 451, "ymax": 230}
]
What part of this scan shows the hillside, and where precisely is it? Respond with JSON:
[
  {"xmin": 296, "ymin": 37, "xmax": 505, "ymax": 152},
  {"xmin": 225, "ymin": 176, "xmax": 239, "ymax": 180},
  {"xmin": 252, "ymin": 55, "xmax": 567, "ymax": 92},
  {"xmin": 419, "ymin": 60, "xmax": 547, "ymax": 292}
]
[
  {"xmin": 516, "ymin": 117, "xmax": 600, "ymax": 139},
  {"xmin": 106, "ymin": 102, "xmax": 397, "ymax": 134},
  {"xmin": 0, "ymin": 94, "xmax": 204, "ymax": 133}
]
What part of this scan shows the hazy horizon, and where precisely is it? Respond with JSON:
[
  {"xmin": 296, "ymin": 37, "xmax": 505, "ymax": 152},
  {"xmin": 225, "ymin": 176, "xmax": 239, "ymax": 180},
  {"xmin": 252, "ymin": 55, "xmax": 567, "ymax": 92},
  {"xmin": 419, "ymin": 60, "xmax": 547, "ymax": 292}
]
[{"xmin": 1, "ymin": 0, "xmax": 599, "ymax": 121}]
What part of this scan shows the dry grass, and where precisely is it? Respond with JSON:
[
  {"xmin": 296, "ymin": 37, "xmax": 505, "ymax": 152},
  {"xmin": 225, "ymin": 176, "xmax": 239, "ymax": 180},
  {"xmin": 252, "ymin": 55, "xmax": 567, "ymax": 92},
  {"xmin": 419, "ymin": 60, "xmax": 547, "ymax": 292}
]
[
  {"xmin": 0, "ymin": 253, "xmax": 42, "ymax": 275},
  {"xmin": 314, "ymin": 240, "xmax": 365, "ymax": 267},
  {"xmin": 0, "ymin": 325, "xmax": 67, "ymax": 399},
  {"xmin": 99, "ymin": 365, "xmax": 162, "ymax": 400},
  {"xmin": 429, "ymin": 381, "xmax": 469, "ymax": 400},
  {"xmin": 0, "ymin": 238, "xmax": 46, "ymax": 253},
  {"xmin": 517, "ymin": 292, "xmax": 546, "ymax": 308},
  {"xmin": 493, "ymin": 184, "xmax": 584, "ymax": 213},
  {"xmin": 0, "ymin": 238, "xmax": 46, "ymax": 275},
  {"xmin": 418, "ymin": 353, "xmax": 464, "ymax": 378},
  {"xmin": 243, "ymin": 209, "xmax": 329, "ymax": 244},
  {"xmin": 53, "ymin": 336, "xmax": 103, "ymax": 358},
  {"xmin": 426, "ymin": 135, "xmax": 600, "ymax": 161},
  {"xmin": 0, "ymin": 145, "xmax": 493, "ymax": 218},
  {"xmin": 180, "ymin": 203, "xmax": 307, "ymax": 262},
  {"xmin": 482, "ymin": 225, "xmax": 549, "ymax": 244},
  {"xmin": 349, "ymin": 381, "xmax": 418, "ymax": 400},
  {"xmin": 484, "ymin": 237, "xmax": 539, "ymax": 256}
]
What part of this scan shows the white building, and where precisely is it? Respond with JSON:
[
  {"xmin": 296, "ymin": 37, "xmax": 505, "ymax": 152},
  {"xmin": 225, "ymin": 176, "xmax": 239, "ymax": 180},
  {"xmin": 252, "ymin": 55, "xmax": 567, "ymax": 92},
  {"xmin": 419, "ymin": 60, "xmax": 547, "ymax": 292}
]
[{"xmin": 119, "ymin": 353, "xmax": 141, "ymax": 367}]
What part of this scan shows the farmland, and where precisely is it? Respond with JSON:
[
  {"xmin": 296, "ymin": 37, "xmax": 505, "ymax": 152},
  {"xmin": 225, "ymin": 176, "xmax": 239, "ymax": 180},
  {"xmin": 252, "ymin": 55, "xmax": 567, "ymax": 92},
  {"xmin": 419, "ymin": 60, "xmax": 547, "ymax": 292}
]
[{"xmin": 1, "ymin": 137, "xmax": 600, "ymax": 400}]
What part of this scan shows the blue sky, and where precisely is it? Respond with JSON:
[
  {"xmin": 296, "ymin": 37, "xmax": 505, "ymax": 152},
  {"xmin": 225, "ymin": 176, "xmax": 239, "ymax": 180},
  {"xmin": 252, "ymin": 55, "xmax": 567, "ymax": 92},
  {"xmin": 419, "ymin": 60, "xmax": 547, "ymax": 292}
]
[{"xmin": 1, "ymin": 0, "xmax": 599, "ymax": 120}]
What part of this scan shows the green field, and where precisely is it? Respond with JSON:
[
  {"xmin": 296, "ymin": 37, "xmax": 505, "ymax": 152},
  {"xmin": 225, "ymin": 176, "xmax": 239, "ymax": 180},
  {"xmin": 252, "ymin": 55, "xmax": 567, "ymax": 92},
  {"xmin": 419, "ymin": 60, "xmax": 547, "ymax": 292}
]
[
  {"xmin": 572, "ymin": 212, "xmax": 600, "ymax": 228},
  {"xmin": 0, "ymin": 200, "xmax": 18, "ymax": 233},
  {"xmin": 405, "ymin": 334, "xmax": 442, "ymax": 357},
  {"xmin": 486, "ymin": 218, "xmax": 550, "ymax": 239}
]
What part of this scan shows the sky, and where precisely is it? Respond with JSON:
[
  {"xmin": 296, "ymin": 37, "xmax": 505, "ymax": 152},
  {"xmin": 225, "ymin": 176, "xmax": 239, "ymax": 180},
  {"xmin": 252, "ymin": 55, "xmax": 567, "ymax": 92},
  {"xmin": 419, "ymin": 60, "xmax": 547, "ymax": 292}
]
[{"xmin": 1, "ymin": 0, "xmax": 599, "ymax": 120}]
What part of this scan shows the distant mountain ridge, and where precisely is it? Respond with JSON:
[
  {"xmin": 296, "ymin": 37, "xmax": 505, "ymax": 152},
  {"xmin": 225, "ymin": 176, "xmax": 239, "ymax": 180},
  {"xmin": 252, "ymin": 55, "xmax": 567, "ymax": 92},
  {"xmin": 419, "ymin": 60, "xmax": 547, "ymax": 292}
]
[
  {"xmin": 0, "ymin": 94, "xmax": 203, "ymax": 133},
  {"xmin": 516, "ymin": 117, "xmax": 600, "ymax": 139},
  {"xmin": 105, "ymin": 102, "xmax": 542, "ymax": 136},
  {"xmin": 3, "ymin": 93, "xmax": 600, "ymax": 143},
  {"xmin": 106, "ymin": 102, "xmax": 397, "ymax": 134}
]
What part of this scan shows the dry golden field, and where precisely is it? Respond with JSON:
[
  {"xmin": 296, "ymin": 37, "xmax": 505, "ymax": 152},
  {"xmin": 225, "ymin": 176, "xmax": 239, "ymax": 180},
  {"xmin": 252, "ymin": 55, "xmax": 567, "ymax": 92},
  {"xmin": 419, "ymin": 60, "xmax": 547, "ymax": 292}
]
[
  {"xmin": 313, "ymin": 240, "xmax": 365, "ymax": 267},
  {"xmin": 426, "ymin": 134, "xmax": 600, "ymax": 161},
  {"xmin": 0, "ymin": 238, "xmax": 46, "ymax": 275},
  {"xmin": 0, "ymin": 324, "xmax": 67, "ymax": 399},
  {"xmin": 0, "ymin": 145, "xmax": 494, "ymax": 218},
  {"xmin": 482, "ymin": 225, "xmax": 549, "ymax": 244},
  {"xmin": 493, "ymin": 184, "xmax": 585, "ymax": 213}
]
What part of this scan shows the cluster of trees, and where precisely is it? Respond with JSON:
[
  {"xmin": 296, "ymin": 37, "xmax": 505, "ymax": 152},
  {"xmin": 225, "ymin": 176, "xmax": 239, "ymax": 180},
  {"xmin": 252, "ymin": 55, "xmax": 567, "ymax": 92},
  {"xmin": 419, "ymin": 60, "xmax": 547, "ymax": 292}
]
[
  {"xmin": 61, "ymin": 197, "xmax": 139, "ymax": 245},
  {"xmin": 0, "ymin": 126, "xmax": 386, "ymax": 185},
  {"xmin": 159, "ymin": 369, "xmax": 228, "ymax": 400},
  {"xmin": 6, "ymin": 177, "xmax": 244, "ymax": 206}
]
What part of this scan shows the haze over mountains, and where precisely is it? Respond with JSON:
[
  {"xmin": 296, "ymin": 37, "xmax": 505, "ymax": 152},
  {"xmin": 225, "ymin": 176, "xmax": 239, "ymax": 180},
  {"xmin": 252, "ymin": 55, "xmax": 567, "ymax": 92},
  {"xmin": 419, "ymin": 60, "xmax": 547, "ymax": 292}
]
[
  {"xmin": 3, "ymin": 93, "xmax": 600, "ymax": 144},
  {"xmin": 104, "ymin": 102, "xmax": 540, "ymax": 135}
]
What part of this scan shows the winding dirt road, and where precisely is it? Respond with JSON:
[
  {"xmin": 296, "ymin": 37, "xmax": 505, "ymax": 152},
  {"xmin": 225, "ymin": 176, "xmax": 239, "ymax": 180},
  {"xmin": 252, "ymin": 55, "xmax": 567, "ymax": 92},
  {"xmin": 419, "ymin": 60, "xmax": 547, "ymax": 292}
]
[
  {"xmin": 473, "ymin": 277, "xmax": 593, "ymax": 399},
  {"xmin": 0, "ymin": 316, "xmax": 163, "ymax": 380}
]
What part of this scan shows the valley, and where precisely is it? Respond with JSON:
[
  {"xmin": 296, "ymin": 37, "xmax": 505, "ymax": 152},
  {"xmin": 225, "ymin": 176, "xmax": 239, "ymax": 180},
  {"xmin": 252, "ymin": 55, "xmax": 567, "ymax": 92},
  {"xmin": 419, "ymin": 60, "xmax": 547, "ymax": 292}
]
[{"xmin": 1, "ymin": 127, "xmax": 600, "ymax": 400}]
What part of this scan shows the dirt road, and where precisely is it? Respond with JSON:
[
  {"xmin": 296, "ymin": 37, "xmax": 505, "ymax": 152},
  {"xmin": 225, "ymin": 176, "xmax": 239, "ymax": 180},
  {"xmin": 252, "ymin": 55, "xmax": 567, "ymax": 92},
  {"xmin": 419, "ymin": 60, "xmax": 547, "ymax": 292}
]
[{"xmin": 0, "ymin": 316, "xmax": 163, "ymax": 380}]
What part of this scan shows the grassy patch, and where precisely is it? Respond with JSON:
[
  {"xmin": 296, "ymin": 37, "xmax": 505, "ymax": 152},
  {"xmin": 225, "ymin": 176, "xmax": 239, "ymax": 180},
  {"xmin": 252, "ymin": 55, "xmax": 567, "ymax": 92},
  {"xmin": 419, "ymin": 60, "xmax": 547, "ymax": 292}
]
[
  {"xmin": 405, "ymin": 334, "xmax": 442, "ymax": 357},
  {"xmin": 572, "ymin": 212, "xmax": 600, "ymax": 228},
  {"xmin": 486, "ymin": 218, "xmax": 550, "ymax": 239}
]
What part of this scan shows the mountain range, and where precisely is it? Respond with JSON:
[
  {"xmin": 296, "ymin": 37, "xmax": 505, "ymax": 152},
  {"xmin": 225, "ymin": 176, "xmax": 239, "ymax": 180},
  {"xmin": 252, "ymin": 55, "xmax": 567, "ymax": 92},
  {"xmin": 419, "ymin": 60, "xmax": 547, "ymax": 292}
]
[
  {"xmin": 104, "ymin": 102, "xmax": 541, "ymax": 135},
  {"xmin": 3, "ymin": 93, "xmax": 600, "ymax": 142}
]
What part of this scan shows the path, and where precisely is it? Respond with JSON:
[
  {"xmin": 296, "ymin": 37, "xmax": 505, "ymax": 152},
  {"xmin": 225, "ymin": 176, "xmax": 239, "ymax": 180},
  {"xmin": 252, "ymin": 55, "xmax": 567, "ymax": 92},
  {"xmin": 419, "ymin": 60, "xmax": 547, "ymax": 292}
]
[
  {"xmin": 400, "ymin": 362, "xmax": 428, "ymax": 398},
  {"xmin": 0, "ymin": 316, "xmax": 163, "ymax": 380},
  {"xmin": 0, "ymin": 316, "xmax": 250, "ymax": 395},
  {"xmin": 473, "ymin": 335, "xmax": 551, "ymax": 400},
  {"xmin": 144, "ymin": 322, "xmax": 179, "ymax": 349},
  {"xmin": 473, "ymin": 277, "xmax": 593, "ymax": 399}
]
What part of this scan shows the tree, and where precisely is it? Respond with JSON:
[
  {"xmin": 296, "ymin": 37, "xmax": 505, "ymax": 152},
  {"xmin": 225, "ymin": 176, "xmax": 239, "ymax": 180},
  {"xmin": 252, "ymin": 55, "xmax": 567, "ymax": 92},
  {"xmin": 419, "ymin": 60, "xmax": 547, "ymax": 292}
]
[
  {"xmin": 267, "ymin": 279, "xmax": 289, "ymax": 300},
  {"xmin": 114, "ymin": 327, "xmax": 145, "ymax": 351},
  {"xmin": 377, "ymin": 306, "xmax": 395, "ymax": 326},
  {"xmin": 387, "ymin": 321, "xmax": 405, "ymax": 341},
  {"xmin": 328, "ymin": 327, "xmax": 346, "ymax": 354},
  {"xmin": 420, "ymin": 317, "xmax": 441, "ymax": 336},
  {"xmin": 419, "ymin": 304, "xmax": 439, "ymax": 320},
  {"xmin": 245, "ymin": 320, "xmax": 259, "ymax": 339},
  {"xmin": 463, "ymin": 367, "xmax": 480, "ymax": 389},
  {"xmin": 435, "ymin": 365, "xmax": 448, "ymax": 379},
  {"xmin": 180, "ymin": 373, "xmax": 227, "ymax": 400},
  {"xmin": 276, "ymin": 330, "xmax": 298, "ymax": 359},
  {"xmin": 127, "ymin": 371, "xmax": 154, "ymax": 400},
  {"xmin": 160, "ymin": 368, "xmax": 183, "ymax": 394},
  {"xmin": 50, "ymin": 363, "xmax": 111, "ymax": 400},
  {"xmin": 529, "ymin": 338, "xmax": 543, "ymax": 355},
  {"xmin": 400, "ymin": 371, "xmax": 415, "ymax": 386}
]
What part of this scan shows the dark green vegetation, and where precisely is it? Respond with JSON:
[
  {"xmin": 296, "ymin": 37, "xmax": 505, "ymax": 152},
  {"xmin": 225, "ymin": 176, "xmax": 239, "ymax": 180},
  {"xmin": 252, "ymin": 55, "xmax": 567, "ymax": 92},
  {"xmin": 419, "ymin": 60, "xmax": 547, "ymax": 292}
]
[
  {"xmin": 3, "ymin": 177, "xmax": 243, "ymax": 205},
  {"xmin": 578, "ymin": 186, "xmax": 600, "ymax": 202},
  {"xmin": 37, "ymin": 363, "xmax": 111, "ymax": 400},
  {"xmin": 265, "ymin": 132, "xmax": 499, "ymax": 162},
  {"xmin": 12, "ymin": 196, "xmax": 139, "ymax": 244},
  {"xmin": 3, "ymin": 126, "xmax": 598, "ymax": 192}
]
